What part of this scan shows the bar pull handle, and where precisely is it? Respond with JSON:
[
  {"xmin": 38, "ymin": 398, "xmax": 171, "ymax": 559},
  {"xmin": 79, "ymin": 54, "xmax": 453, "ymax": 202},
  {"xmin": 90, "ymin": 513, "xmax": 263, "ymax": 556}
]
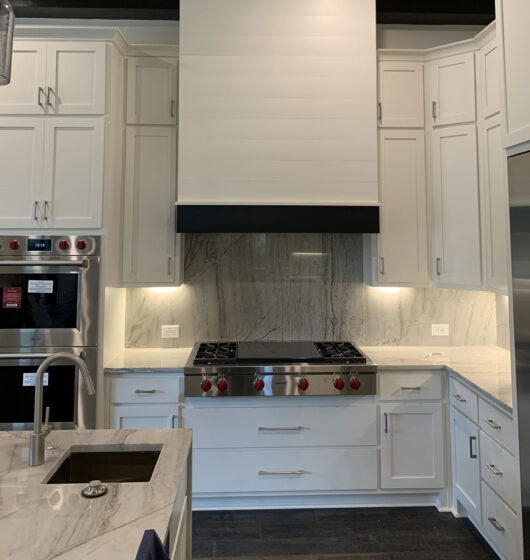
[
  {"xmin": 377, "ymin": 102, "xmax": 382, "ymax": 121},
  {"xmin": 384, "ymin": 412, "xmax": 388, "ymax": 434},
  {"xmin": 43, "ymin": 201, "xmax": 50, "ymax": 221},
  {"xmin": 469, "ymin": 436, "xmax": 477, "ymax": 459},
  {"xmin": 0, "ymin": 352, "xmax": 82, "ymax": 359},
  {"xmin": 485, "ymin": 418, "xmax": 502, "ymax": 430},
  {"xmin": 380, "ymin": 257, "xmax": 385, "ymax": 275},
  {"xmin": 167, "ymin": 256, "xmax": 173, "ymax": 276},
  {"xmin": 0, "ymin": 260, "xmax": 88, "ymax": 268},
  {"xmin": 170, "ymin": 414, "xmax": 178, "ymax": 428},
  {"xmin": 453, "ymin": 394, "xmax": 467, "ymax": 402},
  {"xmin": 47, "ymin": 87, "xmax": 54, "ymax": 108},
  {"xmin": 171, "ymin": 99, "xmax": 175, "ymax": 118},
  {"xmin": 258, "ymin": 470, "xmax": 304, "ymax": 476},
  {"xmin": 432, "ymin": 100, "xmax": 437, "ymax": 120},
  {"xmin": 135, "ymin": 389, "xmax": 157, "ymax": 394},
  {"xmin": 401, "ymin": 386, "xmax": 421, "ymax": 391},
  {"xmin": 34, "ymin": 201, "xmax": 41, "ymax": 221},
  {"xmin": 486, "ymin": 464, "xmax": 503, "ymax": 476},
  {"xmin": 436, "ymin": 257, "xmax": 442, "ymax": 276},
  {"xmin": 488, "ymin": 518, "xmax": 505, "ymax": 532},
  {"xmin": 258, "ymin": 426, "xmax": 303, "ymax": 432},
  {"xmin": 38, "ymin": 87, "xmax": 45, "ymax": 109}
]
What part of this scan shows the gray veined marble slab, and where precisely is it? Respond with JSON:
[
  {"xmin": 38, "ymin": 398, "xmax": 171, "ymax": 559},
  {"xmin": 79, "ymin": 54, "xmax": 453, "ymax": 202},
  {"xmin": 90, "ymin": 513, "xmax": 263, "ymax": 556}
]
[
  {"xmin": 105, "ymin": 347, "xmax": 192, "ymax": 372},
  {"xmin": 0, "ymin": 428, "xmax": 192, "ymax": 560}
]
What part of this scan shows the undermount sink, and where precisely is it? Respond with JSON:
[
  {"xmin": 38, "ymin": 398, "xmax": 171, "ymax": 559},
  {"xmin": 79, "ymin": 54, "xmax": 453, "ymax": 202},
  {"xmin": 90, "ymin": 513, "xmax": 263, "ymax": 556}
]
[{"xmin": 45, "ymin": 444, "xmax": 162, "ymax": 484}]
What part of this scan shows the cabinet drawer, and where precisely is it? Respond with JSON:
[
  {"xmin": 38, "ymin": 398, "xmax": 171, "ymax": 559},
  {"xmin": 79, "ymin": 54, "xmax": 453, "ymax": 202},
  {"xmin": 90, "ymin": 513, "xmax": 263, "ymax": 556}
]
[
  {"xmin": 481, "ymin": 481, "xmax": 522, "ymax": 560},
  {"xmin": 480, "ymin": 431, "xmax": 517, "ymax": 510},
  {"xmin": 479, "ymin": 398, "xmax": 514, "ymax": 453},
  {"xmin": 450, "ymin": 377, "xmax": 478, "ymax": 422},
  {"xmin": 193, "ymin": 447, "xmax": 377, "ymax": 494},
  {"xmin": 110, "ymin": 376, "xmax": 180, "ymax": 404},
  {"xmin": 380, "ymin": 372, "xmax": 442, "ymax": 400},
  {"xmin": 182, "ymin": 405, "xmax": 377, "ymax": 449}
]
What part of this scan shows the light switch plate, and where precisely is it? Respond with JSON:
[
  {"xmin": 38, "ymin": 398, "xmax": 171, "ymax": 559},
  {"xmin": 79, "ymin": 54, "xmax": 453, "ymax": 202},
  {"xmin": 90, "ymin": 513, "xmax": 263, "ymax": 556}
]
[
  {"xmin": 431, "ymin": 323, "xmax": 449, "ymax": 337},
  {"xmin": 161, "ymin": 325, "xmax": 180, "ymax": 338}
]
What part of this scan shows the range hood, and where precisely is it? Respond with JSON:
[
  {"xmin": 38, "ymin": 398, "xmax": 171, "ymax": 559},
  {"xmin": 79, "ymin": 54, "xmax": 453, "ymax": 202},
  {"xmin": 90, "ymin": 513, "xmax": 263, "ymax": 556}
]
[{"xmin": 177, "ymin": 0, "xmax": 379, "ymax": 234}]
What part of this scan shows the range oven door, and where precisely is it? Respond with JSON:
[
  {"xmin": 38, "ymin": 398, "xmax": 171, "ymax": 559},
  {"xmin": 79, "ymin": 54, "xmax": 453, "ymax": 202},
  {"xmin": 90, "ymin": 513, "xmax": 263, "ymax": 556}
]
[
  {"xmin": 0, "ymin": 347, "xmax": 97, "ymax": 431},
  {"xmin": 0, "ymin": 256, "xmax": 99, "ymax": 348}
]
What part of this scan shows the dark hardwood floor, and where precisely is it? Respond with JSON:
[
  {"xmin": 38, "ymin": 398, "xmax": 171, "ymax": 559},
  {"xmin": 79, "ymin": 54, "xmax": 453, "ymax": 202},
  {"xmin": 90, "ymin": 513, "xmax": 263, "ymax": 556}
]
[{"xmin": 192, "ymin": 507, "xmax": 499, "ymax": 560}]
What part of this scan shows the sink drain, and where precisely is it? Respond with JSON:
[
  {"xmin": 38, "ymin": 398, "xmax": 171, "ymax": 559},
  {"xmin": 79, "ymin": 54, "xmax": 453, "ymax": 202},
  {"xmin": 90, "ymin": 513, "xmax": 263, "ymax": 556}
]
[{"xmin": 81, "ymin": 480, "xmax": 108, "ymax": 498}]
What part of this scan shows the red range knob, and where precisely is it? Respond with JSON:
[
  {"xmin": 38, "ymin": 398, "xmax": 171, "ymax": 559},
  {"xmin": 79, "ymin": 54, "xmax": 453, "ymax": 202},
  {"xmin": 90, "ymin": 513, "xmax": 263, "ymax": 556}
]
[
  {"xmin": 217, "ymin": 379, "xmax": 228, "ymax": 392},
  {"xmin": 351, "ymin": 378, "xmax": 361, "ymax": 391},
  {"xmin": 9, "ymin": 240, "xmax": 19, "ymax": 251},
  {"xmin": 200, "ymin": 379, "xmax": 212, "ymax": 392},
  {"xmin": 58, "ymin": 240, "xmax": 69, "ymax": 251},
  {"xmin": 298, "ymin": 378, "xmax": 309, "ymax": 391},
  {"xmin": 254, "ymin": 378, "xmax": 265, "ymax": 392},
  {"xmin": 333, "ymin": 378, "xmax": 345, "ymax": 391},
  {"xmin": 76, "ymin": 240, "xmax": 87, "ymax": 250}
]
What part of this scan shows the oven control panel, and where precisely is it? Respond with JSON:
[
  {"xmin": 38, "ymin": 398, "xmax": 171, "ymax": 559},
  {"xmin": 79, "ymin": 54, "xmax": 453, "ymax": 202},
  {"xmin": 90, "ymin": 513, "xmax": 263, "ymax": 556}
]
[{"xmin": 0, "ymin": 236, "xmax": 100, "ymax": 257}]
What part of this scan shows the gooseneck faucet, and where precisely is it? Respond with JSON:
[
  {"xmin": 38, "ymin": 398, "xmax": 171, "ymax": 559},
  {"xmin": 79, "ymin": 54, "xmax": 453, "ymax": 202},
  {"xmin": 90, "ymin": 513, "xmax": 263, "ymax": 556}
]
[{"xmin": 29, "ymin": 353, "xmax": 96, "ymax": 467}]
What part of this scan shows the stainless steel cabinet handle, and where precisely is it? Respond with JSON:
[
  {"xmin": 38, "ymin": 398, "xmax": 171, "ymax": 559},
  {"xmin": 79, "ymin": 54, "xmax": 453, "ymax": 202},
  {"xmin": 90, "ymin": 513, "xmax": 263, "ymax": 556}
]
[
  {"xmin": 469, "ymin": 435, "xmax": 477, "ymax": 459},
  {"xmin": 44, "ymin": 201, "xmax": 50, "ymax": 220},
  {"xmin": 432, "ymin": 100, "xmax": 437, "ymax": 119},
  {"xmin": 47, "ymin": 87, "xmax": 54, "ymax": 108},
  {"xmin": 135, "ymin": 389, "xmax": 156, "ymax": 394},
  {"xmin": 0, "ymin": 352, "xmax": 82, "ymax": 359},
  {"xmin": 486, "ymin": 464, "xmax": 503, "ymax": 476},
  {"xmin": 171, "ymin": 99, "xmax": 175, "ymax": 118},
  {"xmin": 488, "ymin": 518, "xmax": 505, "ymax": 532},
  {"xmin": 377, "ymin": 102, "xmax": 382, "ymax": 121},
  {"xmin": 167, "ymin": 256, "xmax": 173, "ymax": 276},
  {"xmin": 380, "ymin": 257, "xmax": 385, "ymax": 275},
  {"xmin": 453, "ymin": 394, "xmax": 467, "ymax": 402},
  {"xmin": 436, "ymin": 257, "xmax": 442, "ymax": 275},
  {"xmin": 401, "ymin": 386, "xmax": 421, "ymax": 391},
  {"xmin": 485, "ymin": 418, "xmax": 502, "ymax": 430},
  {"xmin": 258, "ymin": 470, "xmax": 304, "ymax": 476},
  {"xmin": 33, "ymin": 201, "xmax": 41, "ymax": 221},
  {"xmin": 171, "ymin": 414, "xmax": 178, "ymax": 428},
  {"xmin": 38, "ymin": 87, "xmax": 45, "ymax": 109},
  {"xmin": 384, "ymin": 412, "xmax": 388, "ymax": 434},
  {"xmin": 258, "ymin": 426, "xmax": 303, "ymax": 431},
  {"xmin": 0, "ymin": 260, "xmax": 87, "ymax": 267}
]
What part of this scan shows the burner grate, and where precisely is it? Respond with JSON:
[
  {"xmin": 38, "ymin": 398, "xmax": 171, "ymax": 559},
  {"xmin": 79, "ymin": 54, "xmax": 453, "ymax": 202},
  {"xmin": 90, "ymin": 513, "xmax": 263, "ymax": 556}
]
[
  {"xmin": 314, "ymin": 342, "xmax": 366, "ymax": 363},
  {"xmin": 194, "ymin": 342, "xmax": 237, "ymax": 364}
]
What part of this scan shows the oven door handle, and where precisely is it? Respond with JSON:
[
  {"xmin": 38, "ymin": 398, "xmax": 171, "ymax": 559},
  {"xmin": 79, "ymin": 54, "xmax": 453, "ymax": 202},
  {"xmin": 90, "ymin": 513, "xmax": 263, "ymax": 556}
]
[
  {"xmin": 0, "ymin": 260, "xmax": 88, "ymax": 268},
  {"xmin": 0, "ymin": 352, "xmax": 83, "ymax": 359}
]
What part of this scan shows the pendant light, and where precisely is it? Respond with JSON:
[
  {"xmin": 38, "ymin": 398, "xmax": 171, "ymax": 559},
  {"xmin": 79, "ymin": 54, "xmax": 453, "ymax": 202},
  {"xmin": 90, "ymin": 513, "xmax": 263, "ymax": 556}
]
[{"xmin": 0, "ymin": 0, "xmax": 14, "ymax": 86}]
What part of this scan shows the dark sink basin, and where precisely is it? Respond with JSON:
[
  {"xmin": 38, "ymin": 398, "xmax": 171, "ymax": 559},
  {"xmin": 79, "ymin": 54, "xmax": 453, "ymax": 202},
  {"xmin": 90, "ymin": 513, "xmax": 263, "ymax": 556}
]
[{"xmin": 46, "ymin": 444, "xmax": 162, "ymax": 484}]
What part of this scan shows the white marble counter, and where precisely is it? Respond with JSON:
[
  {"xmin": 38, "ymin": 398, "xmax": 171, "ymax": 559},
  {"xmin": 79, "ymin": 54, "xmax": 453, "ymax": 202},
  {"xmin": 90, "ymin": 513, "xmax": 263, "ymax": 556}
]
[
  {"xmin": 105, "ymin": 348, "xmax": 193, "ymax": 373},
  {"xmin": 0, "ymin": 428, "xmax": 192, "ymax": 560},
  {"xmin": 361, "ymin": 345, "xmax": 512, "ymax": 412}
]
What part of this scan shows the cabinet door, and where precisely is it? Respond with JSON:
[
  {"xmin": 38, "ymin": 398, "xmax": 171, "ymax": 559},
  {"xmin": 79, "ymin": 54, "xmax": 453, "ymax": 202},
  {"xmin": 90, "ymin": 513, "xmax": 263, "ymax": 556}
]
[
  {"xmin": 46, "ymin": 42, "xmax": 106, "ymax": 115},
  {"xmin": 431, "ymin": 53, "xmax": 476, "ymax": 126},
  {"xmin": 127, "ymin": 57, "xmax": 178, "ymax": 125},
  {"xmin": 477, "ymin": 39, "xmax": 500, "ymax": 120},
  {"xmin": 479, "ymin": 115, "xmax": 509, "ymax": 293},
  {"xmin": 42, "ymin": 118, "xmax": 104, "ymax": 228},
  {"xmin": 122, "ymin": 126, "xmax": 178, "ymax": 285},
  {"xmin": 432, "ymin": 124, "xmax": 482, "ymax": 288},
  {"xmin": 452, "ymin": 409, "xmax": 481, "ymax": 524},
  {"xmin": 377, "ymin": 130, "xmax": 429, "ymax": 284},
  {"xmin": 0, "ymin": 118, "xmax": 45, "ymax": 228},
  {"xmin": 0, "ymin": 42, "xmax": 47, "ymax": 115},
  {"xmin": 378, "ymin": 61, "xmax": 424, "ymax": 128},
  {"xmin": 380, "ymin": 402, "xmax": 444, "ymax": 489},
  {"xmin": 110, "ymin": 405, "xmax": 180, "ymax": 430}
]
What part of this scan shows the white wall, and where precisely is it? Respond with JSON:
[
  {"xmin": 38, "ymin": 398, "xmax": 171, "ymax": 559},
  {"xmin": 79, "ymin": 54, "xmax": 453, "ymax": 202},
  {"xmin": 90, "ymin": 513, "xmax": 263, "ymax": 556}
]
[{"xmin": 377, "ymin": 24, "xmax": 486, "ymax": 49}]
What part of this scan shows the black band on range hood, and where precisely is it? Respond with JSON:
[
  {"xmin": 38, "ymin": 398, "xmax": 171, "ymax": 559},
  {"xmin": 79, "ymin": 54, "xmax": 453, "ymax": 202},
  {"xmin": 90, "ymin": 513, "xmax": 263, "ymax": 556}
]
[{"xmin": 176, "ymin": 205, "xmax": 380, "ymax": 234}]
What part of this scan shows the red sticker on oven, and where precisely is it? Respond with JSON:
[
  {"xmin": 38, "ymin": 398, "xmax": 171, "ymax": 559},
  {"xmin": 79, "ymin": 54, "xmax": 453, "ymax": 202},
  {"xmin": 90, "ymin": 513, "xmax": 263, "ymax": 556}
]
[{"xmin": 2, "ymin": 287, "xmax": 22, "ymax": 309}]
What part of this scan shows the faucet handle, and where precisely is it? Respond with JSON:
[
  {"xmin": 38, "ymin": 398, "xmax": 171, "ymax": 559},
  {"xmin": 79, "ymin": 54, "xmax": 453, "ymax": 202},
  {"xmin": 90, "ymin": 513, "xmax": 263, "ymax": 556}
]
[{"xmin": 43, "ymin": 406, "xmax": 51, "ymax": 436}]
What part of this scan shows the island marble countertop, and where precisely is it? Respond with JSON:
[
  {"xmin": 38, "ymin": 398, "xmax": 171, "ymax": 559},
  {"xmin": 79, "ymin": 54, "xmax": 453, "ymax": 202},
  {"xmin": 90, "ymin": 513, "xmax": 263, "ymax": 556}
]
[
  {"xmin": 0, "ymin": 428, "xmax": 192, "ymax": 560},
  {"xmin": 361, "ymin": 345, "xmax": 513, "ymax": 412}
]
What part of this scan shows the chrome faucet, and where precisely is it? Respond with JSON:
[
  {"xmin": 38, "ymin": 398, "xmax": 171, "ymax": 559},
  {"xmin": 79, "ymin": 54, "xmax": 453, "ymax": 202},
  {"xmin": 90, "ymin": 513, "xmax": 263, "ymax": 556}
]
[{"xmin": 29, "ymin": 352, "xmax": 96, "ymax": 467}]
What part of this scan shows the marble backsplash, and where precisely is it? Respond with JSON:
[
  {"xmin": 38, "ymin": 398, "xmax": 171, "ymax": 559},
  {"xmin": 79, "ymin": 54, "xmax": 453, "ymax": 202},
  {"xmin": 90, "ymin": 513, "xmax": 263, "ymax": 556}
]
[{"xmin": 125, "ymin": 233, "xmax": 498, "ymax": 348}]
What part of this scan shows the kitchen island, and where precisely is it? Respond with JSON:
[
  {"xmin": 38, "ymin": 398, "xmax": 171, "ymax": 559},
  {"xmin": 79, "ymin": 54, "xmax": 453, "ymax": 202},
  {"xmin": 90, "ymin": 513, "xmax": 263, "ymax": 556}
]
[{"xmin": 0, "ymin": 428, "xmax": 192, "ymax": 560}]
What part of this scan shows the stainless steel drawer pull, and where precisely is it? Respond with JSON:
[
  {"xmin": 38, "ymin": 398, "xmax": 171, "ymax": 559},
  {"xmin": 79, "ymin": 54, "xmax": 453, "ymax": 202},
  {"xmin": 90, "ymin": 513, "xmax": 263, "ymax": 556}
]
[
  {"xmin": 401, "ymin": 386, "xmax": 421, "ymax": 391},
  {"xmin": 469, "ymin": 435, "xmax": 477, "ymax": 459},
  {"xmin": 258, "ymin": 470, "xmax": 304, "ymax": 476},
  {"xmin": 436, "ymin": 257, "xmax": 442, "ymax": 275},
  {"xmin": 485, "ymin": 418, "xmax": 502, "ymax": 430},
  {"xmin": 135, "ymin": 389, "xmax": 157, "ymax": 394},
  {"xmin": 453, "ymin": 394, "xmax": 467, "ymax": 402},
  {"xmin": 258, "ymin": 426, "xmax": 303, "ymax": 431},
  {"xmin": 487, "ymin": 464, "xmax": 503, "ymax": 476},
  {"xmin": 488, "ymin": 518, "xmax": 505, "ymax": 532}
]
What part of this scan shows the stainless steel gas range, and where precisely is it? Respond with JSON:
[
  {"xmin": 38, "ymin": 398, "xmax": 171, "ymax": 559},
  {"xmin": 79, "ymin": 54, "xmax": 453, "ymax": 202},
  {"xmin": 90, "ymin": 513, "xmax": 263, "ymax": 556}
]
[{"xmin": 183, "ymin": 341, "xmax": 377, "ymax": 397}]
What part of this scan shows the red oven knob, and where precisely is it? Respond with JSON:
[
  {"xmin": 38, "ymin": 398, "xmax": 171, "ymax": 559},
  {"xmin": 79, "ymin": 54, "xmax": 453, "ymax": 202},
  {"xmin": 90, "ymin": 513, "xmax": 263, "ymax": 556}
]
[
  {"xmin": 9, "ymin": 240, "xmax": 19, "ymax": 251},
  {"xmin": 351, "ymin": 377, "xmax": 361, "ymax": 391},
  {"xmin": 76, "ymin": 240, "xmax": 87, "ymax": 250},
  {"xmin": 200, "ymin": 379, "xmax": 212, "ymax": 392},
  {"xmin": 333, "ymin": 378, "xmax": 345, "ymax": 391},
  {"xmin": 298, "ymin": 378, "xmax": 309, "ymax": 391},
  {"xmin": 217, "ymin": 379, "xmax": 228, "ymax": 392},
  {"xmin": 58, "ymin": 240, "xmax": 69, "ymax": 251},
  {"xmin": 254, "ymin": 378, "xmax": 265, "ymax": 392}
]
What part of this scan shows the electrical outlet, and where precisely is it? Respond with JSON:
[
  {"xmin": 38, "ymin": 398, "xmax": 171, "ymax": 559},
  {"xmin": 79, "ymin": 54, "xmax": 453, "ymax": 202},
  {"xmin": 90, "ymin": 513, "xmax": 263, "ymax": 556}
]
[
  {"xmin": 161, "ymin": 325, "xmax": 180, "ymax": 339},
  {"xmin": 431, "ymin": 323, "xmax": 449, "ymax": 337}
]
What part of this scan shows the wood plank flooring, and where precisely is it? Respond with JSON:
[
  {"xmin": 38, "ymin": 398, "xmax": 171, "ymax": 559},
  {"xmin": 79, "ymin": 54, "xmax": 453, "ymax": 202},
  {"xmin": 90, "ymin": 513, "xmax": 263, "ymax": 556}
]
[{"xmin": 192, "ymin": 507, "xmax": 499, "ymax": 560}]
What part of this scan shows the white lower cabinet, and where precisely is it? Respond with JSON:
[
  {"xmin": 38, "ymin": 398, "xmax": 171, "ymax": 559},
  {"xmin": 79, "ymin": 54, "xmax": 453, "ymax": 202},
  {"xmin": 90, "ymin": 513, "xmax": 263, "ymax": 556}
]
[
  {"xmin": 452, "ymin": 408, "xmax": 481, "ymax": 523},
  {"xmin": 110, "ymin": 405, "xmax": 180, "ymax": 430}
]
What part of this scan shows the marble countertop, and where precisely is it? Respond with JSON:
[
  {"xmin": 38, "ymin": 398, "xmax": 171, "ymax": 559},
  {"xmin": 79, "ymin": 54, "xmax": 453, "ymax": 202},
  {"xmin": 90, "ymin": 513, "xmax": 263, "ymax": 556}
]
[
  {"xmin": 361, "ymin": 345, "xmax": 513, "ymax": 412},
  {"xmin": 105, "ymin": 347, "xmax": 193, "ymax": 372},
  {"xmin": 0, "ymin": 428, "xmax": 192, "ymax": 560}
]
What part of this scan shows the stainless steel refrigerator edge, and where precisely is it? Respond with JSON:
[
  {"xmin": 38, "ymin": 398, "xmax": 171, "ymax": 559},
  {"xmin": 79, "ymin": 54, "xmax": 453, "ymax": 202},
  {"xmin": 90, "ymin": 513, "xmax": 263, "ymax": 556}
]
[{"xmin": 508, "ymin": 150, "xmax": 530, "ymax": 557}]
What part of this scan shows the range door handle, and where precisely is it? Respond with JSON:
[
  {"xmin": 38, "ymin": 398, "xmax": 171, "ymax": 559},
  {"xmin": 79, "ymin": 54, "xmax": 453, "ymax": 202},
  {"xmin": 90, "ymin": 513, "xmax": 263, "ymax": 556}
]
[{"xmin": 0, "ymin": 260, "xmax": 88, "ymax": 268}]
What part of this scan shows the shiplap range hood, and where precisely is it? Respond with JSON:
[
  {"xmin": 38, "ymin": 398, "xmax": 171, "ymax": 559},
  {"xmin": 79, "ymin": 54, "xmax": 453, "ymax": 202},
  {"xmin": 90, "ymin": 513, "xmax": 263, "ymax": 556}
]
[{"xmin": 177, "ymin": 0, "xmax": 379, "ymax": 233}]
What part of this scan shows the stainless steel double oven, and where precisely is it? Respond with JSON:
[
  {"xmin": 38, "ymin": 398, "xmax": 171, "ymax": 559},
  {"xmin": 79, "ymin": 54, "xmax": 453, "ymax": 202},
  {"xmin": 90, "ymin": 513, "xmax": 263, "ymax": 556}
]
[{"xmin": 0, "ymin": 235, "xmax": 100, "ymax": 430}]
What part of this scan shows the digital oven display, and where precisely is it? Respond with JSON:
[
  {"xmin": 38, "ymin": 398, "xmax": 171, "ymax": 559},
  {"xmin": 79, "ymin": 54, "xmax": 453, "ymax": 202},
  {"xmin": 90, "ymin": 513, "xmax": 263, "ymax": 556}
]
[{"xmin": 27, "ymin": 239, "xmax": 52, "ymax": 252}]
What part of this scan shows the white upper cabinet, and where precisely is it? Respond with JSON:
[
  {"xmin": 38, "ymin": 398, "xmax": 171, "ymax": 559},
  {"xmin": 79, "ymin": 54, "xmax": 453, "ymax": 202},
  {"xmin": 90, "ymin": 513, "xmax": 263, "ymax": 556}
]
[
  {"xmin": 127, "ymin": 57, "xmax": 178, "ymax": 125},
  {"xmin": 0, "ymin": 118, "xmax": 45, "ymax": 228},
  {"xmin": 477, "ymin": 39, "xmax": 501, "ymax": 120},
  {"xmin": 496, "ymin": 0, "xmax": 530, "ymax": 147},
  {"xmin": 430, "ymin": 53, "xmax": 476, "ymax": 126},
  {"xmin": 0, "ymin": 41, "xmax": 106, "ymax": 115},
  {"xmin": 376, "ymin": 129, "xmax": 429, "ymax": 285},
  {"xmin": 432, "ymin": 124, "xmax": 482, "ymax": 289},
  {"xmin": 378, "ymin": 61, "xmax": 424, "ymax": 128}
]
